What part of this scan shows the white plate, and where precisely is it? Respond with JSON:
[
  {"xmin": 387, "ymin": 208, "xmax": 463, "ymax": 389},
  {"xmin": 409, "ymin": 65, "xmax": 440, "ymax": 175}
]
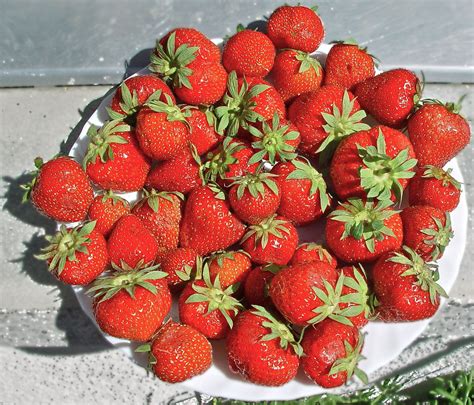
[{"xmin": 68, "ymin": 42, "xmax": 468, "ymax": 401}]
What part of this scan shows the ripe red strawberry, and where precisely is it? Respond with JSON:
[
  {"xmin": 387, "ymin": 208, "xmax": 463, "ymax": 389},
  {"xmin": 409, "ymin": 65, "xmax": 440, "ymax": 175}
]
[
  {"xmin": 243, "ymin": 264, "xmax": 282, "ymax": 307},
  {"xmin": 131, "ymin": 190, "xmax": 183, "ymax": 254},
  {"xmin": 372, "ymin": 246, "xmax": 447, "ymax": 322},
  {"xmin": 87, "ymin": 191, "xmax": 130, "ymax": 237},
  {"xmin": 408, "ymin": 166, "xmax": 461, "ymax": 212},
  {"xmin": 107, "ymin": 214, "xmax": 158, "ymax": 267},
  {"xmin": 267, "ymin": 5, "xmax": 324, "ymax": 52},
  {"xmin": 226, "ymin": 306, "xmax": 301, "ymax": 386},
  {"xmin": 400, "ymin": 206, "xmax": 453, "ymax": 261},
  {"xmin": 271, "ymin": 49, "xmax": 324, "ymax": 102},
  {"xmin": 271, "ymin": 158, "xmax": 331, "ymax": 225},
  {"xmin": 222, "ymin": 28, "xmax": 275, "ymax": 78},
  {"xmin": 330, "ymin": 126, "xmax": 417, "ymax": 202},
  {"xmin": 179, "ymin": 185, "xmax": 245, "ymax": 255},
  {"xmin": 290, "ymin": 243, "xmax": 337, "ymax": 268},
  {"xmin": 241, "ymin": 215, "xmax": 298, "ymax": 265},
  {"xmin": 83, "ymin": 121, "xmax": 151, "ymax": 192},
  {"xmin": 138, "ymin": 320, "xmax": 212, "ymax": 383},
  {"xmin": 301, "ymin": 320, "xmax": 367, "ymax": 388},
  {"xmin": 157, "ymin": 248, "xmax": 198, "ymax": 291},
  {"xmin": 323, "ymin": 40, "xmax": 376, "ymax": 90},
  {"xmin": 354, "ymin": 68, "xmax": 420, "ymax": 128},
  {"xmin": 326, "ymin": 199, "xmax": 403, "ymax": 264},
  {"xmin": 22, "ymin": 156, "xmax": 93, "ymax": 222},
  {"xmin": 187, "ymin": 107, "xmax": 222, "ymax": 155},
  {"xmin": 407, "ymin": 100, "xmax": 471, "ymax": 167},
  {"xmin": 89, "ymin": 262, "xmax": 171, "ymax": 341},
  {"xmin": 36, "ymin": 221, "xmax": 108, "ymax": 285},
  {"xmin": 228, "ymin": 170, "xmax": 280, "ymax": 224},
  {"xmin": 208, "ymin": 250, "xmax": 252, "ymax": 289}
]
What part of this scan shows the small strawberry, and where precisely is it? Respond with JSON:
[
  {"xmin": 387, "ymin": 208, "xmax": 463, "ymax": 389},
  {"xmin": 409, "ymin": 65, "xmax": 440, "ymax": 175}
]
[
  {"xmin": 87, "ymin": 191, "xmax": 131, "ymax": 237},
  {"xmin": 208, "ymin": 250, "xmax": 252, "ymax": 289},
  {"xmin": 22, "ymin": 156, "xmax": 93, "ymax": 222},
  {"xmin": 408, "ymin": 166, "xmax": 462, "ymax": 212},
  {"xmin": 243, "ymin": 264, "xmax": 282, "ymax": 307},
  {"xmin": 372, "ymin": 246, "xmax": 448, "ymax": 322},
  {"xmin": 83, "ymin": 120, "xmax": 151, "ymax": 192},
  {"xmin": 267, "ymin": 5, "xmax": 324, "ymax": 52},
  {"xmin": 407, "ymin": 99, "xmax": 471, "ymax": 167},
  {"xmin": 222, "ymin": 28, "xmax": 276, "ymax": 78},
  {"xmin": 400, "ymin": 206, "xmax": 453, "ymax": 261},
  {"xmin": 36, "ymin": 221, "xmax": 108, "ymax": 285},
  {"xmin": 157, "ymin": 248, "xmax": 198, "ymax": 291},
  {"xmin": 241, "ymin": 215, "xmax": 298, "ymax": 265},
  {"xmin": 271, "ymin": 158, "xmax": 331, "ymax": 225},
  {"xmin": 354, "ymin": 68, "xmax": 420, "ymax": 128},
  {"xmin": 290, "ymin": 243, "xmax": 337, "ymax": 268},
  {"xmin": 226, "ymin": 306, "xmax": 301, "ymax": 386},
  {"xmin": 301, "ymin": 320, "xmax": 367, "ymax": 388},
  {"xmin": 271, "ymin": 49, "xmax": 324, "ymax": 102},
  {"xmin": 107, "ymin": 214, "xmax": 158, "ymax": 268},
  {"xmin": 89, "ymin": 262, "xmax": 171, "ymax": 341},
  {"xmin": 187, "ymin": 107, "xmax": 223, "ymax": 155},
  {"xmin": 326, "ymin": 199, "xmax": 403, "ymax": 264}
]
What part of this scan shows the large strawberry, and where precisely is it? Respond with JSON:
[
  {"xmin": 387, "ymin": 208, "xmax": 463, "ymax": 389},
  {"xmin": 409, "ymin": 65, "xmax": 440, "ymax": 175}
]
[
  {"xmin": 407, "ymin": 99, "xmax": 471, "ymax": 167},
  {"xmin": 226, "ymin": 306, "xmax": 301, "ymax": 386},
  {"xmin": 290, "ymin": 243, "xmax": 337, "ymax": 268},
  {"xmin": 187, "ymin": 107, "xmax": 223, "ymax": 155},
  {"xmin": 157, "ymin": 248, "xmax": 198, "ymax": 291},
  {"xmin": 372, "ymin": 247, "xmax": 447, "ymax": 322},
  {"xmin": 89, "ymin": 262, "xmax": 171, "ymax": 341},
  {"xmin": 330, "ymin": 126, "xmax": 417, "ymax": 202},
  {"xmin": 354, "ymin": 68, "xmax": 420, "ymax": 128},
  {"xmin": 87, "ymin": 191, "xmax": 130, "ymax": 237},
  {"xmin": 243, "ymin": 264, "xmax": 281, "ymax": 307},
  {"xmin": 83, "ymin": 120, "xmax": 151, "ymax": 192},
  {"xmin": 208, "ymin": 250, "xmax": 252, "ymax": 289},
  {"xmin": 326, "ymin": 199, "xmax": 403, "ymax": 263},
  {"xmin": 36, "ymin": 221, "xmax": 108, "ymax": 285},
  {"xmin": 179, "ymin": 185, "xmax": 245, "ymax": 255},
  {"xmin": 22, "ymin": 156, "xmax": 93, "ymax": 222}
]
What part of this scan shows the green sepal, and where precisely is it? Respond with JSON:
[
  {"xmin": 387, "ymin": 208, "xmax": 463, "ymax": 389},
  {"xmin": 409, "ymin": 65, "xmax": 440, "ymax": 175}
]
[
  {"xmin": 99, "ymin": 190, "xmax": 129, "ymax": 207},
  {"xmin": 421, "ymin": 214, "xmax": 453, "ymax": 261},
  {"xmin": 201, "ymin": 137, "xmax": 245, "ymax": 183},
  {"xmin": 241, "ymin": 214, "xmax": 290, "ymax": 250},
  {"xmin": 144, "ymin": 92, "xmax": 190, "ymax": 126},
  {"xmin": 229, "ymin": 167, "xmax": 279, "ymax": 200},
  {"xmin": 133, "ymin": 188, "xmax": 184, "ymax": 213},
  {"xmin": 20, "ymin": 157, "xmax": 45, "ymax": 203},
  {"xmin": 422, "ymin": 165, "xmax": 462, "ymax": 190},
  {"xmin": 300, "ymin": 243, "xmax": 334, "ymax": 263}
]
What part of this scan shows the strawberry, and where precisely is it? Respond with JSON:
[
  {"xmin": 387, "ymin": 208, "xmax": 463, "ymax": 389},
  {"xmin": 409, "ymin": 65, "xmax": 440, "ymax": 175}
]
[
  {"xmin": 323, "ymin": 40, "xmax": 376, "ymax": 90},
  {"xmin": 179, "ymin": 262, "xmax": 243, "ymax": 339},
  {"xmin": 208, "ymin": 250, "xmax": 252, "ymax": 289},
  {"xmin": 107, "ymin": 214, "xmax": 159, "ymax": 268},
  {"xmin": 138, "ymin": 320, "xmax": 212, "ymax": 383},
  {"xmin": 326, "ymin": 199, "xmax": 403, "ymax": 264},
  {"xmin": 301, "ymin": 320, "xmax": 367, "ymax": 388},
  {"xmin": 157, "ymin": 248, "xmax": 198, "ymax": 291},
  {"xmin": 330, "ymin": 126, "xmax": 417, "ymax": 202},
  {"xmin": 226, "ymin": 306, "xmax": 301, "ymax": 386},
  {"xmin": 135, "ymin": 94, "xmax": 190, "ymax": 161},
  {"xmin": 89, "ymin": 262, "xmax": 171, "ymax": 341},
  {"xmin": 408, "ymin": 166, "xmax": 462, "ymax": 212},
  {"xmin": 354, "ymin": 68, "xmax": 420, "ymax": 128},
  {"xmin": 187, "ymin": 107, "xmax": 223, "ymax": 155},
  {"xmin": 407, "ymin": 99, "xmax": 471, "ymax": 167},
  {"xmin": 131, "ymin": 189, "xmax": 184, "ymax": 254},
  {"xmin": 241, "ymin": 215, "xmax": 298, "ymax": 265},
  {"xmin": 290, "ymin": 243, "xmax": 337, "ymax": 268},
  {"xmin": 87, "ymin": 191, "xmax": 130, "ymax": 237},
  {"xmin": 271, "ymin": 49, "xmax": 324, "ymax": 102},
  {"xmin": 228, "ymin": 169, "xmax": 280, "ymax": 224},
  {"xmin": 271, "ymin": 158, "xmax": 331, "ymax": 225},
  {"xmin": 267, "ymin": 5, "xmax": 324, "ymax": 52},
  {"xmin": 372, "ymin": 246, "xmax": 448, "ymax": 322},
  {"xmin": 22, "ymin": 156, "xmax": 93, "ymax": 222},
  {"xmin": 36, "ymin": 221, "xmax": 108, "ymax": 285},
  {"xmin": 83, "ymin": 121, "xmax": 151, "ymax": 192},
  {"xmin": 222, "ymin": 28, "xmax": 275, "ymax": 78},
  {"xmin": 179, "ymin": 185, "xmax": 246, "ymax": 255},
  {"xmin": 243, "ymin": 264, "xmax": 282, "ymax": 307},
  {"xmin": 400, "ymin": 206, "xmax": 453, "ymax": 261}
]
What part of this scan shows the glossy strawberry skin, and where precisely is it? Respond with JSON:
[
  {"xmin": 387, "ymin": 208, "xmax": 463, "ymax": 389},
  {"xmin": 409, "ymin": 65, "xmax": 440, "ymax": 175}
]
[
  {"xmin": 87, "ymin": 195, "xmax": 130, "ymax": 237},
  {"xmin": 157, "ymin": 248, "xmax": 197, "ymax": 292},
  {"xmin": 338, "ymin": 266, "xmax": 369, "ymax": 328},
  {"xmin": 86, "ymin": 130, "xmax": 151, "ymax": 192},
  {"xmin": 354, "ymin": 68, "xmax": 419, "ymax": 128},
  {"xmin": 30, "ymin": 156, "xmax": 93, "ymax": 222},
  {"xmin": 407, "ymin": 104, "xmax": 471, "ymax": 167},
  {"xmin": 290, "ymin": 243, "xmax": 337, "ymax": 268},
  {"xmin": 243, "ymin": 266, "xmax": 276, "ymax": 307},
  {"xmin": 187, "ymin": 109, "xmax": 223, "ymax": 155},
  {"xmin": 269, "ymin": 261, "xmax": 338, "ymax": 326},
  {"xmin": 267, "ymin": 5, "xmax": 324, "ymax": 52},
  {"xmin": 208, "ymin": 252, "xmax": 252, "ymax": 289},
  {"xmin": 226, "ymin": 310, "xmax": 299, "ymax": 386},
  {"xmin": 150, "ymin": 321, "xmax": 212, "ymax": 383}
]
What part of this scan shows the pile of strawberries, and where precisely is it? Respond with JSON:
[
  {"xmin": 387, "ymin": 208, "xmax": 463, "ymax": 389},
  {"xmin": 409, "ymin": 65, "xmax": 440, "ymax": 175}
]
[{"xmin": 23, "ymin": 4, "xmax": 470, "ymax": 389}]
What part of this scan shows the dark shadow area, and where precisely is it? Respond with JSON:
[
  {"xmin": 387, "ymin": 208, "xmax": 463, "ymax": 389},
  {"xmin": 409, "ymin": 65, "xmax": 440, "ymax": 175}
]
[
  {"xmin": 246, "ymin": 20, "xmax": 267, "ymax": 33},
  {"xmin": 126, "ymin": 48, "xmax": 154, "ymax": 75}
]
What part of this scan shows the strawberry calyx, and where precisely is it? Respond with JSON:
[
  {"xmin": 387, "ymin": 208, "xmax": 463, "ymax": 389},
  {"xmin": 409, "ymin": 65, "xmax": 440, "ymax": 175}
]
[
  {"xmin": 329, "ymin": 198, "xmax": 399, "ymax": 253},
  {"xmin": 36, "ymin": 220, "xmax": 97, "ymax": 275},
  {"xmin": 329, "ymin": 331, "xmax": 368, "ymax": 384},
  {"xmin": 387, "ymin": 246, "xmax": 448, "ymax": 304},
  {"xmin": 134, "ymin": 188, "xmax": 184, "ymax": 213},
  {"xmin": 241, "ymin": 214, "xmax": 290, "ymax": 249},
  {"xmin": 207, "ymin": 249, "xmax": 250, "ymax": 268},
  {"xmin": 422, "ymin": 166, "xmax": 461, "ymax": 189},
  {"xmin": 421, "ymin": 213, "xmax": 453, "ymax": 261},
  {"xmin": 300, "ymin": 243, "xmax": 334, "ymax": 263},
  {"xmin": 248, "ymin": 113, "xmax": 299, "ymax": 165},
  {"xmin": 99, "ymin": 190, "xmax": 129, "ymax": 206},
  {"xmin": 340, "ymin": 265, "xmax": 376, "ymax": 321},
  {"xmin": 144, "ymin": 93, "xmax": 191, "ymax": 125},
  {"xmin": 21, "ymin": 157, "xmax": 45, "ymax": 202},
  {"xmin": 294, "ymin": 50, "xmax": 322, "ymax": 74},
  {"xmin": 229, "ymin": 168, "xmax": 279, "ymax": 200},
  {"xmin": 416, "ymin": 95, "xmax": 466, "ymax": 115},
  {"xmin": 251, "ymin": 305, "xmax": 303, "ymax": 356},
  {"xmin": 201, "ymin": 137, "xmax": 245, "ymax": 183},
  {"xmin": 176, "ymin": 254, "xmax": 202, "ymax": 282},
  {"xmin": 357, "ymin": 129, "xmax": 417, "ymax": 202}
]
